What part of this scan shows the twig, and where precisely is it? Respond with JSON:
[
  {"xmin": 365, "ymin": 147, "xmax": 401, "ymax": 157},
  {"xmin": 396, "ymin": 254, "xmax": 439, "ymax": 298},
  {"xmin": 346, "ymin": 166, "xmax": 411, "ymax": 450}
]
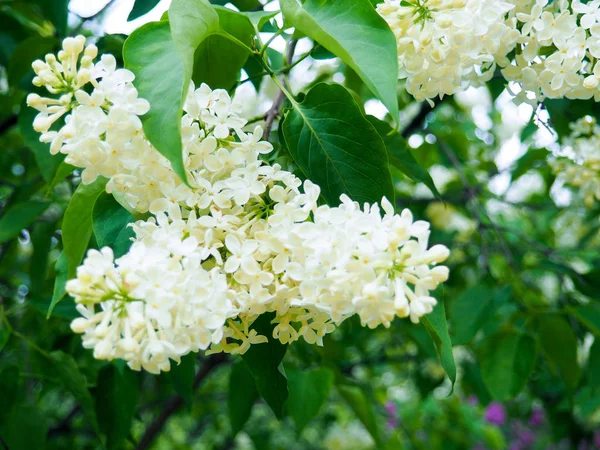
[
  {"xmin": 401, "ymin": 100, "xmax": 438, "ymax": 138},
  {"xmin": 135, "ymin": 354, "xmax": 227, "ymax": 450},
  {"xmin": 263, "ymin": 39, "xmax": 298, "ymax": 140},
  {"xmin": 47, "ymin": 406, "xmax": 82, "ymax": 438},
  {"xmin": 438, "ymin": 138, "xmax": 516, "ymax": 269}
]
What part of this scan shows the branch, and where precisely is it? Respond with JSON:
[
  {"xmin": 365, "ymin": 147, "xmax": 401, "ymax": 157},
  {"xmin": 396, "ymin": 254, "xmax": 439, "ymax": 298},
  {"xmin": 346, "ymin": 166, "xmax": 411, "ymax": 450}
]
[
  {"xmin": 263, "ymin": 39, "xmax": 298, "ymax": 140},
  {"xmin": 135, "ymin": 354, "xmax": 227, "ymax": 450}
]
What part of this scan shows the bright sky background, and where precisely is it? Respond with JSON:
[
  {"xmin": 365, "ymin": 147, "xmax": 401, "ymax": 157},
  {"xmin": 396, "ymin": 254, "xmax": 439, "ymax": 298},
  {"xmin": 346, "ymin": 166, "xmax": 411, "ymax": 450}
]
[{"xmin": 70, "ymin": 0, "xmax": 171, "ymax": 34}]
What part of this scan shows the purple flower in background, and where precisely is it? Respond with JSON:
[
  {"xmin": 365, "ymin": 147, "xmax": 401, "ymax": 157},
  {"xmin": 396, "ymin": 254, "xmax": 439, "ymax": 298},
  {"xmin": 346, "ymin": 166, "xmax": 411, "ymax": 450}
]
[
  {"xmin": 485, "ymin": 402, "xmax": 506, "ymax": 426},
  {"xmin": 518, "ymin": 429, "xmax": 535, "ymax": 447},
  {"xmin": 528, "ymin": 407, "xmax": 545, "ymax": 428},
  {"xmin": 467, "ymin": 395, "xmax": 478, "ymax": 406},
  {"xmin": 384, "ymin": 401, "xmax": 398, "ymax": 431},
  {"xmin": 594, "ymin": 430, "xmax": 600, "ymax": 448},
  {"xmin": 384, "ymin": 401, "xmax": 398, "ymax": 417}
]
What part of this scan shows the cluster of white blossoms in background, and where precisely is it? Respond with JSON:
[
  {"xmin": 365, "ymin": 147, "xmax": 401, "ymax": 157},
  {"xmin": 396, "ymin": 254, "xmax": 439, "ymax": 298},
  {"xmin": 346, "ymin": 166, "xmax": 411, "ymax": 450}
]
[
  {"xmin": 377, "ymin": 0, "xmax": 600, "ymax": 104},
  {"xmin": 550, "ymin": 116, "xmax": 600, "ymax": 207},
  {"xmin": 28, "ymin": 37, "xmax": 450, "ymax": 373},
  {"xmin": 376, "ymin": 0, "xmax": 520, "ymax": 103},
  {"xmin": 502, "ymin": 0, "xmax": 600, "ymax": 104}
]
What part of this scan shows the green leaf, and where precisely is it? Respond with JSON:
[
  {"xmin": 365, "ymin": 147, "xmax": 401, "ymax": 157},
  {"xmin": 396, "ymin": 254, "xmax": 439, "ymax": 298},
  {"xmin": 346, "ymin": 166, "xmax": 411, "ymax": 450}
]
[
  {"xmin": 63, "ymin": 178, "xmax": 107, "ymax": 279},
  {"xmin": 572, "ymin": 268, "xmax": 600, "ymax": 299},
  {"xmin": 96, "ymin": 364, "xmax": 138, "ymax": 448},
  {"xmin": 244, "ymin": 10, "xmax": 278, "ymax": 32},
  {"xmin": 280, "ymin": 0, "xmax": 399, "ymax": 124},
  {"xmin": 0, "ymin": 199, "xmax": 50, "ymax": 244},
  {"xmin": 281, "ymin": 82, "xmax": 394, "ymax": 206},
  {"xmin": 210, "ymin": 0, "xmax": 259, "ymax": 9},
  {"xmin": 0, "ymin": 366, "xmax": 20, "ymax": 417},
  {"xmin": 241, "ymin": 313, "xmax": 289, "ymax": 419},
  {"xmin": 228, "ymin": 359, "xmax": 259, "ymax": 436},
  {"xmin": 0, "ymin": 404, "xmax": 47, "ymax": 450},
  {"xmin": 48, "ymin": 351, "xmax": 99, "ymax": 434},
  {"xmin": 34, "ymin": 0, "xmax": 69, "ymax": 36},
  {"xmin": 169, "ymin": 0, "xmax": 220, "ymax": 87},
  {"xmin": 93, "ymin": 193, "xmax": 135, "ymax": 258},
  {"xmin": 570, "ymin": 303, "xmax": 600, "ymax": 335},
  {"xmin": 368, "ymin": 115, "xmax": 442, "ymax": 199},
  {"xmin": 128, "ymin": 0, "xmax": 161, "ymax": 21},
  {"xmin": 588, "ymin": 339, "xmax": 600, "ymax": 390},
  {"xmin": 29, "ymin": 221, "xmax": 55, "ymax": 295},
  {"xmin": 193, "ymin": 7, "xmax": 254, "ymax": 91},
  {"xmin": 8, "ymin": 36, "xmax": 57, "ymax": 86},
  {"xmin": 449, "ymin": 284, "xmax": 495, "ymax": 346},
  {"xmin": 421, "ymin": 299, "xmax": 456, "ymax": 389},
  {"xmin": 170, "ymin": 353, "xmax": 196, "ymax": 405},
  {"xmin": 337, "ymin": 383, "xmax": 381, "ymax": 445},
  {"xmin": 479, "ymin": 330, "xmax": 537, "ymax": 401},
  {"xmin": 511, "ymin": 147, "xmax": 549, "ymax": 182},
  {"xmin": 287, "ymin": 367, "xmax": 334, "ymax": 433},
  {"xmin": 537, "ymin": 314, "xmax": 581, "ymax": 392},
  {"xmin": 47, "ymin": 161, "xmax": 76, "ymax": 192},
  {"xmin": 48, "ymin": 252, "xmax": 68, "ymax": 318},
  {"xmin": 124, "ymin": 21, "xmax": 189, "ymax": 185},
  {"xmin": 0, "ymin": 320, "xmax": 10, "ymax": 353}
]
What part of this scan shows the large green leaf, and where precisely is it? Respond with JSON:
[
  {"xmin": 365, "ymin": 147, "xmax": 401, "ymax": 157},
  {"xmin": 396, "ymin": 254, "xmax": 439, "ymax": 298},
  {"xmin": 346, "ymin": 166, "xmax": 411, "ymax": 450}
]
[
  {"xmin": 228, "ymin": 359, "xmax": 259, "ymax": 436},
  {"xmin": 193, "ymin": 7, "xmax": 254, "ymax": 91},
  {"xmin": 537, "ymin": 314, "xmax": 581, "ymax": 392},
  {"xmin": 0, "ymin": 404, "xmax": 47, "ymax": 450},
  {"xmin": 0, "ymin": 199, "xmax": 50, "ymax": 244},
  {"xmin": 479, "ymin": 330, "xmax": 537, "ymax": 401},
  {"xmin": 93, "ymin": 193, "xmax": 135, "ymax": 258},
  {"xmin": 62, "ymin": 178, "xmax": 107, "ymax": 279},
  {"xmin": 48, "ymin": 351, "xmax": 99, "ymax": 434},
  {"xmin": 96, "ymin": 364, "xmax": 139, "ymax": 448},
  {"xmin": 368, "ymin": 115, "xmax": 442, "ymax": 200},
  {"xmin": 280, "ymin": 0, "xmax": 399, "ymax": 123},
  {"xmin": 241, "ymin": 313, "xmax": 289, "ymax": 419},
  {"xmin": 169, "ymin": 0, "xmax": 220, "ymax": 88},
  {"xmin": 281, "ymin": 82, "xmax": 394, "ymax": 206},
  {"xmin": 421, "ymin": 299, "xmax": 456, "ymax": 389},
  {"xmin": 128, "ymin": 0, "xmax": 161, "ymax": 21},
  {"xmin": 337, "ymin": 382, "xmax": 381, "ymax": 446},
  {"xmin": 570, "ymin": 303, "xmax": 600, "ymax": 335},
  {"xmin": 287, "ymin": 367, "xmax": 334, "ymax": 433},
  {"xmin": 123, "ymin": 21, "xmax": 189, "ymax": 184},
  {"xmin": 449, "ymin": 284, "xmax": 495, "ymax": 346}
]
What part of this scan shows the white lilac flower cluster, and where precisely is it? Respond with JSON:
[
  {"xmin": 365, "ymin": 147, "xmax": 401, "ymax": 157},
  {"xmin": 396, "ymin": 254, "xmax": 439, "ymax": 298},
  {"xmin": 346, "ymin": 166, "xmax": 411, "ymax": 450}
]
[
  {"xmin": 377, "ymin": 0, "xmax": 600, "ymax": 104},
  {"xmin": 502, "ymin": 0, "xmax": 600, "ymax": 104},
  {"xmin": 376, "ymin": 0, "xmax": 520, "ymax": 103},
  {"xmin": 28, "ymin": 37, "xmax": 450, "ymax": 374},
  {"xmin": 550, "ymin": 116, "xmax": 600, "ymax": 207}
]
